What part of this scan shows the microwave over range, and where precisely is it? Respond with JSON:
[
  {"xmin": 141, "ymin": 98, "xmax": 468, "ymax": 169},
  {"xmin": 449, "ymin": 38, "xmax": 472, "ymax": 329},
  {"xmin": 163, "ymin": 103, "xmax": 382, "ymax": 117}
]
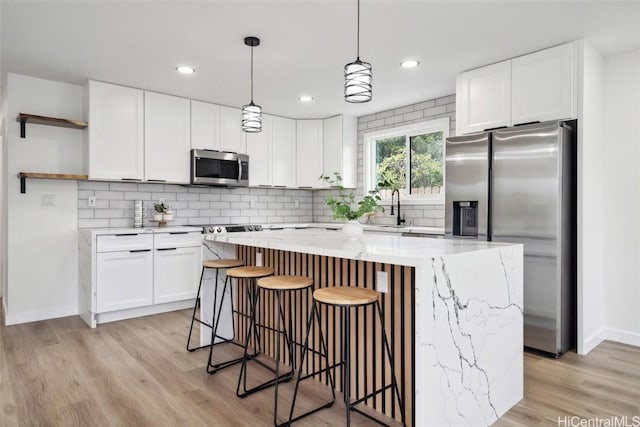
[{"xmin": 191, "ymin": 149, "xmax": 249, "ymax": 187}]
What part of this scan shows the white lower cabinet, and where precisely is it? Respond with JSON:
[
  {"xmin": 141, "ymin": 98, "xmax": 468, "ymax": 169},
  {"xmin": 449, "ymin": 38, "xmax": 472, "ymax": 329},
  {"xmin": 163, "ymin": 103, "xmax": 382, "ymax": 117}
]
[
  {"xmin": 96, "ymin": 249, "xmax": 153, "ymax": 313},
  {"xmin": 153, "ymin": 246, "xmax": 202, "ymax": 304},
  {"xmin": 84, "ymin": 229, "xmax": 203, "ymax": 327}
]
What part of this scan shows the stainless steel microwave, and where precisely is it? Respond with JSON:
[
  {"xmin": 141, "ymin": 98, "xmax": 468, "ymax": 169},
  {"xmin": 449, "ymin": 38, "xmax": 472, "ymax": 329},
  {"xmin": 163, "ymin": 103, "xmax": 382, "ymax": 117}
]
[{"xmin": 191, "ymin": 149, "xmax": 249, "ymax": 187}]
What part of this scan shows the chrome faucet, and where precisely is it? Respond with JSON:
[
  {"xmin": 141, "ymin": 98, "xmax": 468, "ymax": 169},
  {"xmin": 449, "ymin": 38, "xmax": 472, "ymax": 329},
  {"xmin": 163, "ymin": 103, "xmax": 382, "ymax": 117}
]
[{"xmin": 390, "ymin": 189, "xmax": 405, "ymax": 227}]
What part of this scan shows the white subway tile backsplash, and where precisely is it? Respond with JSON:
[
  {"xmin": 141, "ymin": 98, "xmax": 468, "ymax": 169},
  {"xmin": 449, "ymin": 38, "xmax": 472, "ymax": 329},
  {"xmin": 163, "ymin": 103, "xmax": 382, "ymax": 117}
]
[{"xmin": 78, "ymin": 181, "xmax": 314, "ymax": 228}]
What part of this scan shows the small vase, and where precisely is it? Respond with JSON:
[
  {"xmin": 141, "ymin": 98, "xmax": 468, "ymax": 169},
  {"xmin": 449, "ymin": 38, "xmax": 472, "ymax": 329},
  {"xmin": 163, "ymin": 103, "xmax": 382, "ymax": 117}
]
[
  {"xmin": 342, "ymin": 220, "xmax": 363, "ymax": 238},
  {"xmin": 163, "ymin": 211, "xmax": 174, "ymax": 221},
  {"xmin": 153, "ymin": 213, "xmax": 164, "ymax": 221}
]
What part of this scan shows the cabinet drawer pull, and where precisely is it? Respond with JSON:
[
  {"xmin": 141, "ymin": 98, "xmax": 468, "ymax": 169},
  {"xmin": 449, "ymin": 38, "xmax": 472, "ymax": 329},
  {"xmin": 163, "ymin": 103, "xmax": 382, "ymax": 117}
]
[
  {"xmin": 169, "ymin": 231, "xmax": 189, "ymax": 235},
  {"xmin": 273, "ymin": 185, "xmax": 286, "ymax": 188},
  {"xmin": 298, "ymin": 186, "xmax": 312, "ymax": 189},
  {"xmin": 121, "ymin": 178, "xmax": 142, "ymax": 181},
  {"xmin": 147, "ymin": 179, "xmax": 167, "ymax": 183},
  {"xmin": 115, "ymin": 233, "xmax": 139, "ymax": 237},
  {"xmin": 129, "ymin": 249, "xmax": 151, "ymax": 253},
  {"xmin": 157, "ymin": 247, "xmax": 177, "ymax": 251}
]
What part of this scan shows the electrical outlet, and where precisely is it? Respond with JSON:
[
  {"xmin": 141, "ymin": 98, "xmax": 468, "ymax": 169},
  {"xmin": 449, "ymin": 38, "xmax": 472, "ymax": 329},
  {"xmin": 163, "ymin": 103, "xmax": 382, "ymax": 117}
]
[
  {"xmin": 41, "ymin": 194, "xmax": 56, "ymax": 207},
  {"xmin": 294, "ymin": 199, "xmax": 300, "ymax": 208},
  {"xmin": 158, "ymin": 197, "xmax": 166, "ymax": 205},
  {"xmin": 376, "ymin": 271, "xmax": 389, "ymax": 293},
  {"xmin": 255, "ymin": 252, "xmax": 263, "ymax": 267},
  {"xmin": 88, "ymin": 196, "xmax": 96, "ymax": 207}
]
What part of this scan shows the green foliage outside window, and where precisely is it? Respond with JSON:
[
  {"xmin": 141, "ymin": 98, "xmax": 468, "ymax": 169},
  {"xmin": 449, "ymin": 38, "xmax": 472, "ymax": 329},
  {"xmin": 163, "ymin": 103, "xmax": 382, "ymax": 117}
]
[{"xmin": 374, "ymin": 131, "xmax": 444, "ymax": 195}]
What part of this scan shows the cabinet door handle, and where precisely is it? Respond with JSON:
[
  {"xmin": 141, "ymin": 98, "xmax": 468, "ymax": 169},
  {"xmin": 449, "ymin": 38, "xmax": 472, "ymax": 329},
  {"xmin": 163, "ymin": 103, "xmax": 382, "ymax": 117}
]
[
  {"xmin": 169, "ymin": 231, "xmax": 188, "ymax": 235},
  {"xmin": 147, "ymin": 179, "xmax": 167, "ymax": 183},
  {"xmin": 115, "ymin": 233, "xmax": 139, "ymax": 237},
  {"xmin": 121, "ymin": 178, "xmax": 142, "ymax": 181},
  {"xmin": 273, "ymin": 185, "xmax": 286, "ymax": 188},
  {"xmin": 129, "ymin": 249, "xmax": 151, "ymax": 253},
  {"xmin": 298, "ymin": 186, "xmax": 312, "ymax": 189},
  {"xmin": 156, "ymin": 247, "xmax": 177, "ymax": 251}
]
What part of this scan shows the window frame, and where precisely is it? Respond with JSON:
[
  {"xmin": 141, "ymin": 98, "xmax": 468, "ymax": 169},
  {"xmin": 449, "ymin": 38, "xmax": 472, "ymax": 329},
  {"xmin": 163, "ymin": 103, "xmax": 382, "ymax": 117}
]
[{"xmin": 364, "ymin": 117, "xmax": 449, "ymax": 203}]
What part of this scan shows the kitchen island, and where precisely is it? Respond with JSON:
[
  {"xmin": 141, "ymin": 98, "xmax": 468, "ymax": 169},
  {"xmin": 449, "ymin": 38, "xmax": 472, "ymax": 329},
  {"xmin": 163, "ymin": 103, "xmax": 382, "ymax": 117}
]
[{"xmin": 201, "ymin": 229, "xmax": 523, "ymax": 426}]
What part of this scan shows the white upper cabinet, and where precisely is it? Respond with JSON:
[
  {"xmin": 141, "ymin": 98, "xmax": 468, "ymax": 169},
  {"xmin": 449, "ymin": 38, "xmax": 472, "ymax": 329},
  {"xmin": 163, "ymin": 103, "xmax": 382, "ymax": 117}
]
[
  {"xmin": 456, "ymin": 42, "xmax": 577, "ymax": 135},
  {"xmin": 246, "ymin": 114, "xmax": 273, "ymax": 186},
  {"xmin": 86, "ymin": 81, "xmax": 144, "ymax": 181},
  {"xmin": 323, "ymin": 115, "xmax": 357, "ymax": 189},
  {"xmin": 456, "ymin": 60, "xmax": 512, "ymax": 135},
  {"xmin": 511, "ymin": 43, "xmax": 576, "ymax": 125},
  {"xmin": 296, "ymin": 119, "xmax": 324, "ymax": 188},
  {"xmin": 219, "ymin": 105, "xmax": 246, "ymax": 153},
  {"xmin": 191, "ymin": 100, "xmax": 220, "ymax": 151},
  {"xmin": 272, "ymin": 116, "xmax": 297, "ymax": 187},
  {"xmin": 144, "ymin": 92, "xmax": 191, "ymax": 184}
]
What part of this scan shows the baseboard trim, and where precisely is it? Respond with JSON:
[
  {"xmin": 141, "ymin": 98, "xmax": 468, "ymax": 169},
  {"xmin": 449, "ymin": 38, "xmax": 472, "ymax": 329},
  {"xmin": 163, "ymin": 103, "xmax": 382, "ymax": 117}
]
[
  {"xmin": 603, "ymin": 328, "xmax": 640, "ymax": 348},
  {"xmin": 4, "ymin": 304, "xmax": 78, "ymax": 326},
  {"xmin": 96, "ymin": 299, "xmax": 194, "ymax": 325},
  {"xmin": 581, "ymin": 328, "xmax": 605, "ymax": 355}
]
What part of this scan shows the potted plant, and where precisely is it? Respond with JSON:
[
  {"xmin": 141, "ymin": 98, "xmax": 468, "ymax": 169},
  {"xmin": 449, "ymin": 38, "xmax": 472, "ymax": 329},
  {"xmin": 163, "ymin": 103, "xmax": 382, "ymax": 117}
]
[
  {"xmin": 320, "ymin": 172, "xmax": 383, "ymax": 237},
  {"xmin": 153, "ymin": 202, "xmax": 169, "ymax": 222}
]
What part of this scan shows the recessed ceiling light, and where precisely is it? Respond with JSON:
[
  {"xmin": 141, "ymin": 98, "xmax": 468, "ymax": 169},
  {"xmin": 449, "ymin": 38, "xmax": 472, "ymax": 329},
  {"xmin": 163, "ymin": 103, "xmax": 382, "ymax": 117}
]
[
  {"xmin": 176, "ymin": 65, "xmax": 196, "ymax": 74},
  {"xmin": 298, "ymin": 95, "xmax": 314, "ymax": 103},
  {"xmin": 400, "ymin": 59, "xmax": 420, "ymax": 69}
]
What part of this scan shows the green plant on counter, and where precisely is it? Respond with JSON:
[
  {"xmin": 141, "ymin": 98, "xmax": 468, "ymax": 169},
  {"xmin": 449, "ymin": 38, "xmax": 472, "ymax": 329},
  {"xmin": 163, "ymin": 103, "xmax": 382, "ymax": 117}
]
[
  {"xmin": 153, "ymin": 202, "xmax": 170, "ymax": 213},
  {"xmin": 320, "ymin": 172, "xmax": 384, "ymax": 221}
]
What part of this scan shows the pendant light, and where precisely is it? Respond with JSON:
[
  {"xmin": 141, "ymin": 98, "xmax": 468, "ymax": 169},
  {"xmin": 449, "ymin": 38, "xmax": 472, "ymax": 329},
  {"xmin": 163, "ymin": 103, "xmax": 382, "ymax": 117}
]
[
  {"xmin": 242, "ymin": 36, "xmax": 262, "ymax": 133},
  {"xmin": 344, "ymin": 0, "xmax": 372, "ymax": 103}
]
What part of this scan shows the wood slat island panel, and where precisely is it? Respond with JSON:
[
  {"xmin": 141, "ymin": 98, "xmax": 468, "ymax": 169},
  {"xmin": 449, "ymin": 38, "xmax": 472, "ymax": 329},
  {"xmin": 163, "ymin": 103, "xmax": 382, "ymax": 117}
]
[{"xmin": 235, "ymin": 245, "xmax": 415, "ymax": 425}]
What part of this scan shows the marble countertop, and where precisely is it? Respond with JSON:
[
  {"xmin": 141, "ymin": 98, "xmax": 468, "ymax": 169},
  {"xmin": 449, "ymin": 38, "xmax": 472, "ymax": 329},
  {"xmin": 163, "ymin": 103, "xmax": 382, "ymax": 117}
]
[
  {"xmin": 263, "ymin": 222, "xmax": 445, "ymax": 235},
  {"xmin": 204, "ymin": 228, "xmax": 517, "ymax": 266},
  {"xmin": 79, "ymin": 226, "xmax": 203, "ymax": 237}
]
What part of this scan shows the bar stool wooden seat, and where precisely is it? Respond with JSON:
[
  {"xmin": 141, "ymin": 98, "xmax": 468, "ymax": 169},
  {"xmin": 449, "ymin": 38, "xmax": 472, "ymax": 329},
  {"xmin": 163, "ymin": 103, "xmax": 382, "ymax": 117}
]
[
  {"xmin": 186, "ymin": 258, "xmax": 244, "ymax": 352},
  {"xmin": 206, "ymin": 265, "xmax": 274, "ymax": 375},
  {"xmin": 287, "ymin": 286, "xmax": 405, "ymax": 427},
  {"xmin": 244, "ymin": 275, "xmax": 315, "ymax": 425}
]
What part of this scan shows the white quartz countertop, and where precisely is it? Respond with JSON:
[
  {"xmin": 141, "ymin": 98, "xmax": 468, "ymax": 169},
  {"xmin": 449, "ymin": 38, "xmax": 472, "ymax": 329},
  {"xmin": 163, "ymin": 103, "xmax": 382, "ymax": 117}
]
[
  {"xmin": 79, "ymin": 226, "xmax": 203, "ymax": 237},
  {"xmin": 204, "ymin": 228, "xmax": 517, "ymax": 266},
  {"xmin": 263, "ymin": 222, "xmax": 445, "ymax": 235}
]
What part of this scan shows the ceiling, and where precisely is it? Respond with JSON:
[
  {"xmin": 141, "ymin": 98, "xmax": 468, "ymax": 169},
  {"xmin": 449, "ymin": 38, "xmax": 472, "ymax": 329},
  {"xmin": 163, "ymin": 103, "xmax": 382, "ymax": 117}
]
[{"xmin": 3, "ymin": 1, "xmax": 640, "ymax": 119}]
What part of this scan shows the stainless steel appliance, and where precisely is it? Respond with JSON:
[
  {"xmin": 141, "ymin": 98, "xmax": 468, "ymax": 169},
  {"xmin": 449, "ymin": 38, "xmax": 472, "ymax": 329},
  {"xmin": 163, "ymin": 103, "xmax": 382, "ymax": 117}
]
[
  {"xmin": 445, "ymin": 120, "xmax": 576, "ymax": 356},
  {"xmin": 203, "ymin": 224, "xmax": 263, "ymax": 234},
  {"xmin": 191, "ymin": 149, "xmax": 249, "ymax": 187}
]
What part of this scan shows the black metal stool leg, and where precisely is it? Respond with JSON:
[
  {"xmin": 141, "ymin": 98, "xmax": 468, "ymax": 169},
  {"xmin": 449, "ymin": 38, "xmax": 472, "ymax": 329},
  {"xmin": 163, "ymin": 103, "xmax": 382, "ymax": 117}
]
[
  {"xmin": 343, "ymin": 306, "xmax": 352, "ymax": 426},
  {"xmin": 285, "ymin": 300, "xmax": 336, "ymax": 425},
  {"xmin": 377, "ymin": 300, "xmax": 405, "ymax": 426},
  {"xmin": 186, "ymin": 266, "xmax": 207, "ymax": 351}
]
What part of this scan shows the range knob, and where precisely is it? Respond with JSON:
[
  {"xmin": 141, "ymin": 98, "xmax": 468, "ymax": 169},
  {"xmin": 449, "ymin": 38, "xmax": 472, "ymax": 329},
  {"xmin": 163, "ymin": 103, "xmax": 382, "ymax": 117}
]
[
  {"xmin": 255, "ymin": 225, "xmax": 262, "ymax": 231},
  {"xmin": 216, "ymin": 227, "xmax": 222, "ymax": 233},
  {"xmin": 208, "ymin": 227, "xmax": 215, "ymax": 233},
  {"xmin": 247, "ymin": 226, "xmax": 254, "ymax": 231}
]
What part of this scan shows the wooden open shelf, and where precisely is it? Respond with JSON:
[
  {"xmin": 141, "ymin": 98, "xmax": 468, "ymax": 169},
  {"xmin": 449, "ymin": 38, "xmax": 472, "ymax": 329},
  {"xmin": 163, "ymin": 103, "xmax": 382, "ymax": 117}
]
[
  {"xmin": 17, "ymin": 113, "xmax": 88, "ymax": 139},
  {"xmin": 18, "ymin": 172, "xmax": 88, "ymax": 194}
]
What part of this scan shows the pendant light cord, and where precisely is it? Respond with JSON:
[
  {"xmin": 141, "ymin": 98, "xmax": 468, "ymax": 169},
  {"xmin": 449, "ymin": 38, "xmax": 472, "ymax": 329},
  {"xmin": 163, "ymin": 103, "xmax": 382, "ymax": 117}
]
[
  {"xmin": 356, "ymin": 0, "xmax": 360, "ymax": 60},
  {"xmin": 250, "ymin": 46, "xmax": 254, "ymax": 103}
]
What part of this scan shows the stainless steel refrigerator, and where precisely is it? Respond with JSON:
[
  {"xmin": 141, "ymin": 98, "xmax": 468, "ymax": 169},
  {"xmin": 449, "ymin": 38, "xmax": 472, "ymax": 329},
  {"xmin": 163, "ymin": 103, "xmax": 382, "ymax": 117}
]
[{"xmin": 445, "ymin": 120, "xmax": 576, "ymax": 356}]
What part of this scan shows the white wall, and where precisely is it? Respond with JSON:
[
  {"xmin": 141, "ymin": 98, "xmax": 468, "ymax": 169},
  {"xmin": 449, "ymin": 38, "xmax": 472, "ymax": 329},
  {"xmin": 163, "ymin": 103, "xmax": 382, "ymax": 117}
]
[
  {"xmin": 602, "ymin": 49, "xmax": 640, "ymax": 347},
  {"xmin": 4, "ymin": 73, "xmax": 83, "ymax": 325},
  {"xmin": 577, "ymin": 42, "xmax": 605, "ymax": 354}
]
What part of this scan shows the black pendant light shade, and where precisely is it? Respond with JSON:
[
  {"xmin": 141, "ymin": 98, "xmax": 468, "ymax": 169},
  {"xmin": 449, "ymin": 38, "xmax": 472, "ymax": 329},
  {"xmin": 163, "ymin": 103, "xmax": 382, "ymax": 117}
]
[
  {"xmin": 344, "ymin": 58, "xmax": 372, "ymax": 103},
  {"xmin": 242, "ymin": 36, "xmax": 262, "ymax": 133},
  {"xmin": 344, "ymin": 0, "xmax": 372, "ymax": 103}
]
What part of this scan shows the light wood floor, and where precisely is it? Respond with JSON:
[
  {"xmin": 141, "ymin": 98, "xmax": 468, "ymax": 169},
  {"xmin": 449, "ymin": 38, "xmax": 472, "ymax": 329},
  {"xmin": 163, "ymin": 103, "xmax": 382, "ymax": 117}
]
[{"xmin": 1, "ymin": 307, "xmax": 639, "ymax": 427}]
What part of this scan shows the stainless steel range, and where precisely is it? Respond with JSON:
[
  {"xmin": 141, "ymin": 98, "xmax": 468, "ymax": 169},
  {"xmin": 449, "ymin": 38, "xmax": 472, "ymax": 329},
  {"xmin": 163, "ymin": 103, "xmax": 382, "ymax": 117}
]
[{"xmin": 203, "ymin": 224, "xmax": 264, "ymax": 235}]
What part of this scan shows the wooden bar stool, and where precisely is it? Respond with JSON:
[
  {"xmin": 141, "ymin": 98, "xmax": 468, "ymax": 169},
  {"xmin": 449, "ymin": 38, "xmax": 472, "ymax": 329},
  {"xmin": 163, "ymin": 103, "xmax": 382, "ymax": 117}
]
[
  {"xmin": 208, "ymin": 265, "xmax": 274, "ymax": 384},
  {"xmin": 250, "ymin": 275, "xmax": 316, "ymax": 426},
  {"xmin": 287, "ymin": 286, "xmax": 405, "ymax": 427},
  {"xmin": 186, "ymin": 258, "xmax": 244, "ymax": 353}
]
